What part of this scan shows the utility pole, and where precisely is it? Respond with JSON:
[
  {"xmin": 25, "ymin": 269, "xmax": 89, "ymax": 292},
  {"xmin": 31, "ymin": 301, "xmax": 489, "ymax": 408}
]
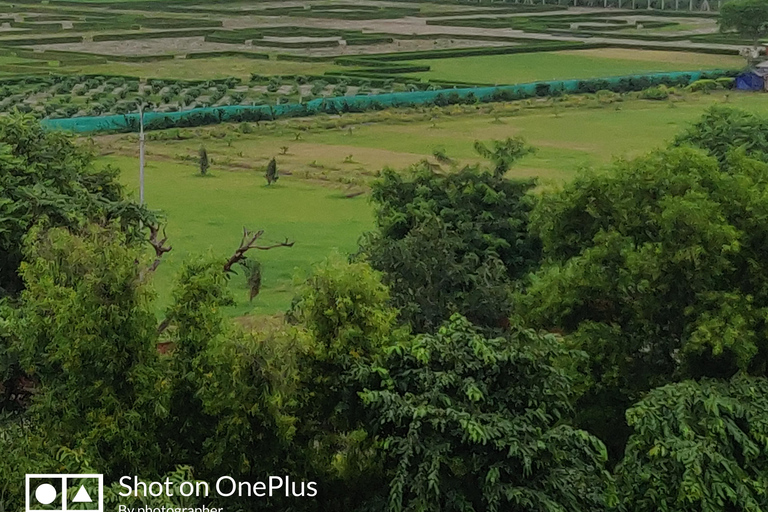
[{"xmin": 139, "ymin": 103, "xmax": 145, "ymax": 205}]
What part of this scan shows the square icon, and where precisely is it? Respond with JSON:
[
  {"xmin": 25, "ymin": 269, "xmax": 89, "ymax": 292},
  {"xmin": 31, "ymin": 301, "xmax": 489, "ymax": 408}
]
[{"xmin": 26, "ymin": 474, "xmax": 103, "ymax": 512}]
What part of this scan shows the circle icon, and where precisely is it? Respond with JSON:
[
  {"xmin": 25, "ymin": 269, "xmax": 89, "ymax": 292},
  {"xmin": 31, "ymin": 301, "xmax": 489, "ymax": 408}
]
[{"xmin": 35, "ymin": 483, "xmax": 57, "ymax": 505}]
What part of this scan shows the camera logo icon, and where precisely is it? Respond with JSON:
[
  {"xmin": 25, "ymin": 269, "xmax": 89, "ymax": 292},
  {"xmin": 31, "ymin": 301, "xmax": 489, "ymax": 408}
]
[{"xmin": 25, "ymin": 474, "xmax": 103, "ymax": 512}]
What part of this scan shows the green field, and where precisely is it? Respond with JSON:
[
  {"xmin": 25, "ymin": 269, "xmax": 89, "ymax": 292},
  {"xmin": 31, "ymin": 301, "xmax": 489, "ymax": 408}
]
[
  {"xmin": 108, "ymin": 155, "xmax": 373, "ymax": 317},
  {"xmin": 406, "ymin": 49, "xmax": 744, "ymax": 84},
  {"xmin": 100, "ymin": 90, "xmax": 768, "ymax": 319}
]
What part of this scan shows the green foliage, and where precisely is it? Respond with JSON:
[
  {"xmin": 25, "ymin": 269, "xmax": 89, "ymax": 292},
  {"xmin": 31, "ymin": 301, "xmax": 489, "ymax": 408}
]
[
  {"xmin": 687, "ymin": 78, "xmax": 719, "ymax": 93},
  {"xmin": 674, "ymin": 106, "xmax": 768, "ymax": 163},
  {"xmin": 638, "ymin": 84, "xmax": 670, "ymax": 100},
  {"xmin": 0, "ymin": 113, "xmax": 153, "ymax": 297},
  {"xmin": 266, "ymin": 157, "xmax": 279, "ymax": 185},
  {"xmin": 239, "ymin": 257, "xmax": 262, "ymax": 301},
  {"xmin": 10, "ymin": 225, "xmax": 169, "ymax": 479},
  {"xmin": 156, "ymin": 255, "xmax": 298, "ymax": 502},
  {"xmin": 719, "ymin": 0, "xmax": 768, "ymax": 45},
  {"xmin": 473, "ymin": 136, "xmax": 536, "ymax": 177},
  {"xmin": 288, "ymin": 257, "xmax": 400, "ymax": 510},
  {"xmin": 520, "ymin": 145, "xmax": 768, "ymax": 458},
  {"xmin": 361, "ymin": 164, "xmax": 541, "ymax": 333},
  {"xmin": 617, "ymin": 375, "xmax": 768, "ymax": 512},
  {"xmin": 362, "ymin": 314, "xmax": 616, "ymax": 512},
  {"xmin": 198, "ymin": 145, "xmax": 209, "ymax": 176}
]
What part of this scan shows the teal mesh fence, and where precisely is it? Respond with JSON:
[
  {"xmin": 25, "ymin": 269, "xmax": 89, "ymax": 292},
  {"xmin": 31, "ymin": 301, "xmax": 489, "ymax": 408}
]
[{"xmin": 40, "ymin": 70, "xmax": 734, "ymax": 134}]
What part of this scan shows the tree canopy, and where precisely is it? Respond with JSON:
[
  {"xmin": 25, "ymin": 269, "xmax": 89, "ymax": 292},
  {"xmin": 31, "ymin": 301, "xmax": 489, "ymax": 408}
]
[
  {"xmin": 362, "ymin": 314, "xmax": 616, "ymax": 512},
  {"xmin": 5, "ymin": 105, "xmax": 768, "ymax": 512},
  {"xmin": 520, "ymin": 142, "xmax": 768, "ymax": 458},
  {"xmin": 0, "ymin": 113, "xmax": 153, "ymax": 297},
  {"xmin": 360, "ymin": 164, "xmax": 540, "ymax": 333},
  {"xmin": 719, "ymin": 0, "xmax": 768, "ymax": 46}
]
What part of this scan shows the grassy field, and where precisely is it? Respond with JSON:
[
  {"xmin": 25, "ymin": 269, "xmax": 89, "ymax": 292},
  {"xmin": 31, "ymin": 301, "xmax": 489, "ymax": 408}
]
[
  {"xmin": 107, "ymin": 155, "xmax": 373, "ymax": 317},
  {"xmin": 406, "ymin": 49, "xmax": 744, "ymax": 84},
  {"xmin": 98, "ymin": 90, "xmax": 768, "ymax": 319}
]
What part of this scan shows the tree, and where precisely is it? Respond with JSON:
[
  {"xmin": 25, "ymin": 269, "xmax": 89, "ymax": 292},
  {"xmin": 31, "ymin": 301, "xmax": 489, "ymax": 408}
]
[
  {"xmin": 0, "ymin": 114, "xmax": 155, "ymax": 414},
  {"xmin": 266, "ymin": 157, "xmax": 278, "ymax": 185},
  {"xmin": 473, "ymin": 136, "xmax": 536, "ymax": 178},
  {"xmin": 719, "ymin": 0, "xmax": 768, "ymax": 54},
  {"xmin": 158, "ymin": 255, "xmax": 298, "ymax": 499},
  {"xmin": 0, "ymin": 113, "xmax": 153, "ymax": 297},
  {"xmin": 519, "ymin": 145, "xmax": 768, "ymax": 460},
  {"xmin": 674, "ymin": 106, "xmax": 768, "ymax": 164},
  {"xmin": 8, "ymin": 225, "xmax": 170, "ymax": 479},
  {"xmin": 616, "ymin": 375, "xmax": 768, "ymax": 512},
  {"xmin": 287, "ymin": 257, "xmax": 402, "ymax": 511},
  {"xmin": 198, "ymin": 146, "xmax": 209, "ymax": 176},
  {"xmin": 360, "ymin": 164, "xmax": 541, "ymax": 333},
  {"xmin": 361, "ymin": 314, "xmax": 617, "ymax": 512}
]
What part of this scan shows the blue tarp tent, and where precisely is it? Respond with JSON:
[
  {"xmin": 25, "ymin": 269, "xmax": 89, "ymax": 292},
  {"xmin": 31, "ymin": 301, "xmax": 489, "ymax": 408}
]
[{"xmin": 736, "ymin": 72, "xmax": 764, "ymax": 91}]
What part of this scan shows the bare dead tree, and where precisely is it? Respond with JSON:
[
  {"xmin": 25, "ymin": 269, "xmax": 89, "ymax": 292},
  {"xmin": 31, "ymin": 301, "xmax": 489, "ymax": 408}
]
[
  {"xmin": 223, "ymin": 227, "xmax": 294, "ymax": 273},
  {"xmin": 157, "ymin": 228, "xmax": 293, "ymax": 335}
]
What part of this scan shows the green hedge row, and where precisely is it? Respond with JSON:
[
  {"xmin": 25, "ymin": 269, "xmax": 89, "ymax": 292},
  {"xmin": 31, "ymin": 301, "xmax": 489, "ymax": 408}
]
[
  {"xmin": 205, "ymin": 27, "xmax": 398, "ymax": 46},
  {"xmin": 338, "ymin": 41, "xmax": 596, "ymax": 63},
  {"xmin": 561, "ymin": 29, "xmax": 691, "ymax": 40},
  {"xmin": 275, "ymin": 53, "xmax": 337, "ymax": 62},
  {"xmin": 345, "ymin": 36, "xmax": 396, "ymax": 46},
  {"xmin": 0, "ymin": 35, "xmax": 82, "ymax": 46},
  {"xmin": 29, "ymin": 14, "xmax": 79, "ymax": 21},
  {"xmin": 689, "ymin": 33, "xmax": 755, "ymax": 45},
  {"xmin": 411, "ymin": 5, "xmax": 562, "ymax": 16},
  {"xmin": 606, "ymin": 41, "xmax": 740, "ymax": 56},
  {"xmin": 0, "ymin": 64, "xmax": 51, "ymax": 74},
  {"xmin": 140, "ymin": 18, "xmax": 223, "ymax": 29},
  {"xmin": 254, "ymin": 39, "xmax": 340, "ymax": 49},
  {"xmin": 72, "ymin": 21, "xmax": 140, "ymax": 31},
  {"xmin": 9, "ymin": 21, "xmax": 64, "ymax": 32},
  {"xmin": 185, "ymin": 51, "xmax": 270, "ymax": 60},
  {"xmin": 6, "ymin": 48, "xmax": 108, "ymax": 65},
  {"xmin": 258, "ymin": 5, "xmax": 420, "ymax": 20},
  {"xmin": 92, "ymin": 29, "xmax": 218, "ymax": 42},
  {"xmin": 640, "ymin": 20, "xmax": 679, "ymax": 28},
  {"xmin": 100, "ymin": 54, "xmax": 176, "ymax": 63},
  {"xmin": 326, "ymin": 64, "xmax": 431, "ymax": 76}
]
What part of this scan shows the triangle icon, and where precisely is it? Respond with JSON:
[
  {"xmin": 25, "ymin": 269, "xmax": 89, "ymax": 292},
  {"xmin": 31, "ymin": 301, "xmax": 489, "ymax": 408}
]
[{"xmin": 72, "ymin": 485, "xmax": 92, "ymax": 503}]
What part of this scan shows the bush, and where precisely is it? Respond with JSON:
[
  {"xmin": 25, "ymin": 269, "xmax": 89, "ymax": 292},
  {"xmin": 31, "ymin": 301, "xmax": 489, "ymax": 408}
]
[
  {"xmin": 639, "ymin": 85, "xmax": 670, "ymax": 100},
  {"xmin": 687, "ymin": 78, "xmax": 719, "ymax": 92}
]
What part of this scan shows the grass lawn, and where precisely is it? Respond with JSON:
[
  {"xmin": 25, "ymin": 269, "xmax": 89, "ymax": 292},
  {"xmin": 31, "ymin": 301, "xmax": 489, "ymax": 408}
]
[
  {"xmin": 100, "ymin": 91, "xmax": 768, "ymax": 318},
  {"xmin": 105, "ymin": 155, "xmax": 373, "ymax": 317},
  {"xmin": 405, "ymin": 49, "xmax": 744, "ymax": 84},
  {"xmin": 74, "ymin": 57, "xmax": 341, "ymax": 80}
]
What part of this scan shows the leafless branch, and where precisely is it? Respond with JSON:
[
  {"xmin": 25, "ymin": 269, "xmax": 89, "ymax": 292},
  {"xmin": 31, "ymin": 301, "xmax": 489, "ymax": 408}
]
[
  {"xmin": 223, "ymin": 227, "xmax": 294, "ymax": 273},
  {"xmin": 147, "ymin": 224, "xmax": 172, "ymax": 272}
]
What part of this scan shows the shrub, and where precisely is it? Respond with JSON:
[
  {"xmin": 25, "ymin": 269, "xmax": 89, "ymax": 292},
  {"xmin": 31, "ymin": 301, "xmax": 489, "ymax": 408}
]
[
  {"xmin": 639, "ymin": 85, "xmax": 670, "ymax": 100},
  {"xmin": 688, "ymin": 78, "xmax": 718, "ymax": 92}
]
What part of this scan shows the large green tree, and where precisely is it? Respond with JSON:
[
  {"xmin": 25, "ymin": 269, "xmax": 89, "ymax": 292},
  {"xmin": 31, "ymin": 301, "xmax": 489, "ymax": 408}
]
[
  {"xmin": 287, "ymin": 257, "xmax": 402, "ymax": 511},
  {"xmin": 520, "ymin": 146, "xmax": 768, "ymax": 459},
  {"xmin": 617, "ymin": 375, "xmax": 768, "ymax": 512},
  {"xmin": 0, "ymin": 113, "xmax": 155, "ymax": 414},
  {"xmin": 362, "ymin": 314, "xmax": 616, "ymax": 512},
  {"xmin": 6, "ymin": 225, "xmax": 169, "ymax": 480},
  {"xmin": 674, "ymin": 106, "xmax": 768, "ymax": 164},
  {"xmin": 719, "ymin": 0, "xmax": 768, "ymax": 50},
  {"xmin": 360, "ymin": 164, "xmax": 540, "ymax": 333},
  {"xmin": 0, "ymin": 113, "xmax": 153, "ymax": 297}
]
